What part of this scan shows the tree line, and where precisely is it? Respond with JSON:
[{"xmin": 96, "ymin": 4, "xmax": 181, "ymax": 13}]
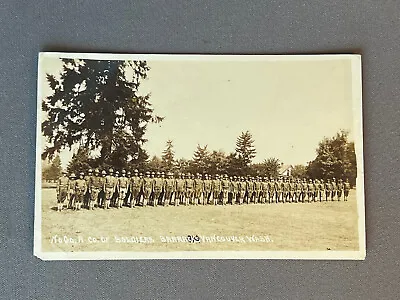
[{"xmin": 41, "ymin": 59, "xmax": 357, "ymax": 185}]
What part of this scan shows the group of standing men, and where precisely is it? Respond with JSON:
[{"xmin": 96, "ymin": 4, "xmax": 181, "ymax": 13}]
[{"xmin": 55, "ymin": 168, "xmax": 352, "ymax": 212}]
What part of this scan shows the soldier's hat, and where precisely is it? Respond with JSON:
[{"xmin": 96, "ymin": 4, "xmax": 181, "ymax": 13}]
[
  {"xmin": 320, "ymin": 179, "xmax": 324, "ymax": 182},
  {"xmin": 127, "ymin": 171, "xmax": 131, "ymax": 175},
  {"xmin": 122, "ymin": 169, "xmax": 126, "ymax": 174},
  {"xmin": 151, "ymin": 171, "xmax": 155, "ymax": 175},
  {"xmin": 109, "ymin": 168, "xmax": 113, "ymax": 173},
  {"xmin": 167, "ymin": 172, "xmax": 173, "ymax": 176},
  {"xmin": 156, "ymin": 171, "xmax": 160, "ymax": 175},
  {"xmin": 146, "ymin": 171, "xmax": 150, "ymax": 175},
  {"xmin": 332, "ymin": 177, "xmax": 336, "ymax": 180},
  {"xmin": 62, "ymin": 170, "xmax": 67, "ymax": 174},
  {"xmin": 139, "ymin": 172, "xmax": 144, "ymax": 176},
  {"xmin": 101, "ymin": 170, "xmax": 106, "ymax": 175},
  {"xmin": 79, "ymin": 172, "xmax": 84, "ymax": 176},
  {"xmin": 309, "ymin": 179, "xmax": 312, "ymax": 182},
  {"xmin": 161, "ymin": 171, "xmax": 165, "ymax": 175},
  {"xmin": 94, "ymin": 168, "xmax": 100, "ymax": 173},
  {"xmin": 134, "ymin": 169, "xmax": 139, "ymax": 173},
  {"xmin": 327, "ymin": 178, "xmax": 331, "ymax": 181},
  {"xmin": 339, "ymin": 178, "xmax": 343, "ymax": 182},
  {"xmin": 70, "ymin": 173, "xmax": 76, "ymax": 178},
  {"xmin": 115, "ymin": 171, "xmax": 119, "ymax": 175},
  {"xmin": 88, "ymin": 168, "xmax": 93, "ymax": 173}
]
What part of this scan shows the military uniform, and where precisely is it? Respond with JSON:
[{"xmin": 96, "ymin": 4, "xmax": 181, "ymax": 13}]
[
  {"xmin": 288, "ymin": 178, "xmax": 295, "ymax": 203},
  {"xmin": 117, "ymin": 170, "xmax": 129, "ymax": 208},
  {"xmin": 212, "ymin": 175, "xmax": 221, "ymax": 205},
  {"xmin": 163, "ymin": 173, "xmax": 176, "ymax": 206},
  {"xmin": 175, "ymin": 174, "xmax": 186, "ymax": 206},
  {"xmin": 90, "ymin": 169, "xmax": 105, "ymax": 210},
  {"xmin": 129, "ymin": 170, "xmax": 141, "ymax": 207},
  {"xmin": 152, "ymin": 172, "xmax": 164, "ymax": 207},
  {"xmin": 245, "ymin": 178, "xmax": 254, "ymax": 204},
  {"xmin": 104, "ymin": 169, "xmax": 117, "ymax": 209},
  {"xmin": 220, "ymin": 175, "xmax": 229, "ymax": 205},
  {"xmin": 75, "ymin": 172, "xmax": 87, "ymax": 210},
  {"xmin": 56, "ymin": 172, "xmax": 69, "ymax": 211},
  {"xmin": 237, "ymin": 177, "xmax": 246, "ymax": 205},
  {"xmin": 185, "ymin": 174, "xmax": 195, "ymax": 205},
  {"xmin": 344, "ymin": 179, "xmax": 351, "ymax": 201},
  {"xmin": 337, "ymin": 179, "xmax": 344, "ymax": 201},
  {"xmin": 331, "ymin": 178, "xmax": 337, "ymax": 201},
  {"xmin": 193, "ymin": 174, "xmax": 204, "ymax": 205},
  {"xmin": 141, "ymin": 172, "xmax": 153, "ymax": 207},
  {"xmin": 307, "ymin": 179, "xmax": 315, "ymax": 202},
  {"xmin": 253, "ymin": 177, "xmax": 262, "ymax": 204},
  {"xmin": 84, "ymin": 169, "xmax": 94, "ymax": 209},
  {"xmin": 68, "ymin": 174, "xmax": 77, "ymax": 209},
  {"xmin": 325, "ymin": 179, "xmax": 332, "ymax": 201},
  {"xmin": 203, "ymin": 175, "xmax": 212, "ymax": 205},
  {"xmin": 230, "ymin": 177, "xmax": 239, "ymax": 205}
]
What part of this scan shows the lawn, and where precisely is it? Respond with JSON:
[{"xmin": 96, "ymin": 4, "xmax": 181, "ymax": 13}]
[{"xmin": 40, "ymin": 189, "xmax": 359, "ymax": 252}]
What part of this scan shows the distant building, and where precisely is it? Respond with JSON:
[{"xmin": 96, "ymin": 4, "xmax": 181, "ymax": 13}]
[{"xmin": 279, "ymin": 164, "xmax": 293, "ymax": 177}]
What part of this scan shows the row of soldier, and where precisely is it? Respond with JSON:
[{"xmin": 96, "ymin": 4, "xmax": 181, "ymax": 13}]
[{"xmin": 55, "ymin": 168, "xmax": 352, "ymax": 211}]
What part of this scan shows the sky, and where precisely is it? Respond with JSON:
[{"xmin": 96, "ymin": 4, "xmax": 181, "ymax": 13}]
[{"xmin": 39, "ymin": 55, "xmax": 356, "ymax": 169}]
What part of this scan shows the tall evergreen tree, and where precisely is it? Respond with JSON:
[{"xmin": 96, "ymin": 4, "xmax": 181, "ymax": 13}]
[
  {"xmin": 42, "ymin": 59, "xmax": 162, "ymax": 169},
  {"xmin": 235, "ymin": 131, "xmax": 256, "ymax": 168},
  {"xmin": 191, "ymin": 144, "xmax": 210, "ymax": 174},
  {"xmin": 161, "ymin": 140, "xmax": 175, "ymax": 171}
]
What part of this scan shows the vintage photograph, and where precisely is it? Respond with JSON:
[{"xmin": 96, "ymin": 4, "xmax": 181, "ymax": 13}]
[{"xmin": 34, "ymin": 53, "xmax": 365, "ymax": 260}]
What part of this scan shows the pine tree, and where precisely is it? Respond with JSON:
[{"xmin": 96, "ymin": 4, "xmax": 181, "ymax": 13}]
[
  {"xmin": 161, "ymin": 140, "xmax": 175, "ymax": 171},
  {"xmin": 191, "ymin": 144, "xmax": 210, "ymax": 174},
  {"xmin": 42, "ymin": 58, "xmax": 162, "ymax": 169},
  {"xmin": 235, "ymin": 131, "xmax": 256, "ymax": 170}
]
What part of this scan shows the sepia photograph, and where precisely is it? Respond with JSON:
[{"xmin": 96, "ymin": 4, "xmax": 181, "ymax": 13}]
[{"xmin": 34, "ymin": 53, "xmax": 364, "ymax": 260}]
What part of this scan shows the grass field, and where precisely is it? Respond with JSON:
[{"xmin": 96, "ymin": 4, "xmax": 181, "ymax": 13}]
[{"xmin": 40, "ymin": 189, "xmax": 359, "ymax": 252}]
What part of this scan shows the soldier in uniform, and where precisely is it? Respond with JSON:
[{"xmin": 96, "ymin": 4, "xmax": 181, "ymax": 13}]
[
  {"xmin": 331, "ymin": 178, "xmax": 337, "ymax": 201},
  {"xmin": 307, "ymin": 179, "xmax": 315, "ymax": 202},
  {"xmin": 245, "ymin": 176, "xmax": 253, "ymax": 204},
  {"xmin": 56, "ymin": 171, "xmax": 69, "ymax": 211},
  {"xmin": 253, "ymin": 177, "xmax": 261, "ymax": 204},
  {"xmin": 267, "ymin": 178, "xmax": 274, "ymax": 203},
  {"xmin": 152, "ymin": 172, "xmax": 164, "ymax": 207},
  {"xmin": 212, "ymin": 175, "xmax": 221, "ymax": 205},
  {"xmin": 98, "ymin": 170, "xmax": 107, "ymax": 208},
  {"xmin": 129, "ymin": 169, "xmax": 141, "ymax": 207},
  {"xmin": 193, "ymin": 173, "xmax": 203, "ymax": 205},
  {"xmin": 89, "ymin": 169, "xmax": 105, "ymax": 210},
  {"xmin": 141, "ymin": 171, "xmax": 152, "ymax": 207},
  {"xmin": 67, "ymin": 173, "xmax": 77, "ymax": 209},
  {"xmin": 203, "ymin": 174, "xmax": 212, "ymax": 205},
  {"xmin": 111, "ymin": 170, "xmax": 119, "ymax": 207},
  {"xmin": 287, "ymin": 178, "xmax": 294, "ymax": 203},
  {"xmin": 282, "ymin": 177, "xmax": 289, "ymax": 203},
  {"xmin": 337, "ymin": 178, "xmax": 344, "ymax": 201},
  {"xmin": 325, "ymin": 179, "xmax": 332, "ymax": 201},
  {"xmin": 185, "ymin": 173, "xmax": 195, "ymax": 205},
  {"xmin": 344, "ymin": 178, "xmax": 351, "ymax": 201},
  {"xmin": 220, "ymin": 174, "xmax": 229, "ymax": 205},
  {"xmin": 294, "ymin": 179, "xmax": 302, "ymax": 203},
  {"xmin": 317, "ymin": 179, "xmax": 325, "ymax": 202},
  {"xmin": 301, "ymin": 178, "xmax": 308, "ymax": 203},
  {"xmin": 104, "ymin": 168, "xmax": 117, "ymax": 209},
  {"xmin": 231, "ymin": 176, "xmax": 239, "ymax": 205},
  {"xmin": 163, "ymin": 172, "xmax": 175, "ymax": 206},
  {"xmin": 175, "ymin": 173, "xmax": 185, "ymax": 206},
  {"xmin": 74, "ymin": 172, "xmax": 87, "ymax": 210},
  {"xmin": 116, "ymin": 169, "xmax": 129, "ymax": 208},
  {"xmin": 84, "ymin": 169, "xmax": 94, "ymax": 209}
]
